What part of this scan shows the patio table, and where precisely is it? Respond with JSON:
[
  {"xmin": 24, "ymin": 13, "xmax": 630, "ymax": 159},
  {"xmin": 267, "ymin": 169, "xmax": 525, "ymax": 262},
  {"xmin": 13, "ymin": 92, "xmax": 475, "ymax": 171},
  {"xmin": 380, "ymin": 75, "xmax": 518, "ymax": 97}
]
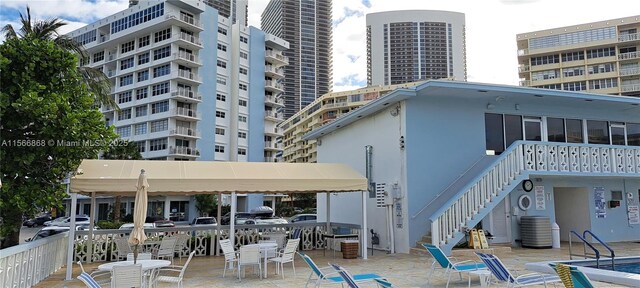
[
  {"xmin": 244, "ymin": 243, "xmax": 278, "ymax": 278},
  {"xmin": 98, "ymin": 259, "xmax": 170, "ymax": 287}
]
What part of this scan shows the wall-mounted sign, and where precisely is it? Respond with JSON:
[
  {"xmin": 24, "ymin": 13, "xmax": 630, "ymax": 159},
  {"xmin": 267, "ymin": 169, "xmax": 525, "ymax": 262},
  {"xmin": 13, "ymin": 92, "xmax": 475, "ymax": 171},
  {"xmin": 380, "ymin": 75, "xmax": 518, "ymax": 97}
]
[
  {"xmin": 534, "ymin": 186, "xmax": 545, "ymax": 210},
  {"xmin": 594, "ymin": 187, "xmax": 606, "ymax": 219},
  {"xmin": 628, "ymin": 205, "xmax": 639, "ymax": 225}
]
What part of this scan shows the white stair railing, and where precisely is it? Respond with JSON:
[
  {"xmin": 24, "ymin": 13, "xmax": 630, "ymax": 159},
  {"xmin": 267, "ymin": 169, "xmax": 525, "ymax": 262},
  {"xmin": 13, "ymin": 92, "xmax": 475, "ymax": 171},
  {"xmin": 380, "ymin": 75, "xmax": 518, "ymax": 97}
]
[{"xmin": 430, "ymin": 141, "xmax": 640, "ymax": 249}]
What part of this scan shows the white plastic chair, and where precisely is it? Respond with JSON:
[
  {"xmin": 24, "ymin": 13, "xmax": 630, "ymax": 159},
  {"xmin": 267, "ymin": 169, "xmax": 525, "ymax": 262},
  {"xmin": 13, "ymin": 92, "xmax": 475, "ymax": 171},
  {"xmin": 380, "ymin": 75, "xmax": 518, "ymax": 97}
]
[
  {"xmin": 77, "ymin": 261, "xmax": 110, "ymax": 287},
  {"xmin": 173, "ymin": 234, "xmax": 190, "ymax": 262},
  {"xmin": 114, "ymin": 237, "xmax": 133, "ymax": 260},
  {"xmin": 126, "ymin": 252, "xmax": 152, "ymax": 261},
  {"xmin": 153, "ymin": 237, "xmax": 178, "ymax": 263},
  {"xmin": 238, "ymin": 245, "xmax": 262, "ymax": 281},
  {"xmin": 219, "ymin": 239, "xmax": 238, "ymax": 278},
  {"xmin": 111, "ymin": 264, "xmax": 142, "ymax": 288},
  {"xmin": 268, "ymin": 238, "xmax": 300, "ymax": 279},
  {"xmin": 156, "ymin": 251, "xmax": 196, "ymax": 288}
]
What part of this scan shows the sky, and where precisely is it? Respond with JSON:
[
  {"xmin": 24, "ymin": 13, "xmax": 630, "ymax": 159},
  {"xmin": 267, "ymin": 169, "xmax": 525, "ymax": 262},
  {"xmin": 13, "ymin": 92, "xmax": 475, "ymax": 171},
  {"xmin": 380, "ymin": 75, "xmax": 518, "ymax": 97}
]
[{"xmin": 1, "ymin": 0, "xmax": 638, "ymax": 92}]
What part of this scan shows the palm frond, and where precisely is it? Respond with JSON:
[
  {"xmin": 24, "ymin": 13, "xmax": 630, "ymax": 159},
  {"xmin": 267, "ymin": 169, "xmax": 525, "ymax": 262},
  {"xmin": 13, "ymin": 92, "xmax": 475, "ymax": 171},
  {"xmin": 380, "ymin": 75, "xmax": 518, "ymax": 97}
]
[
  {"xmin": 1, "ymin": 24, "xmax": 17, "ymax": 39},
  {"xmin": 78, "ymin": 66, "xmax": 119, "ymax": 111}
]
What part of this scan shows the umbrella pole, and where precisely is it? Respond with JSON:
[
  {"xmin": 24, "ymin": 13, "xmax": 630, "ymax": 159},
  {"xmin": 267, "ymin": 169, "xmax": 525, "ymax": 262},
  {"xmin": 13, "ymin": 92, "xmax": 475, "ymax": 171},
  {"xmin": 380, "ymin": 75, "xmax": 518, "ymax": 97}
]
[{"xmin": 133, "ymin": 244, "xmax": 139, "ymax": 264}]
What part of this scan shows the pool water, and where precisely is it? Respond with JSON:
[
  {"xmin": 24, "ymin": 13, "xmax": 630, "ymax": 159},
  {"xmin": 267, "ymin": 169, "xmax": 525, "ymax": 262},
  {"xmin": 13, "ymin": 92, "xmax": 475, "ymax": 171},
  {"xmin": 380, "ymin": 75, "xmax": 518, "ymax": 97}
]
[{"xmin": 587, "ymin": 263, "xmax": 640, "ymax": 274}]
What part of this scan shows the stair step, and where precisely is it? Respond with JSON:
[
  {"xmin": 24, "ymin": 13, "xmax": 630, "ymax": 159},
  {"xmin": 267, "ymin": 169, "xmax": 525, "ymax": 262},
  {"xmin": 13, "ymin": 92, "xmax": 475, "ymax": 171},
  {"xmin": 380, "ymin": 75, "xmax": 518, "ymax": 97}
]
[
  {"xmin": 421, "ymin": 235, "xmax": 432, "ymax": 243},
  {"xmin": 409, "ymin": 247, "xmax": 431, "ymax": 256}
]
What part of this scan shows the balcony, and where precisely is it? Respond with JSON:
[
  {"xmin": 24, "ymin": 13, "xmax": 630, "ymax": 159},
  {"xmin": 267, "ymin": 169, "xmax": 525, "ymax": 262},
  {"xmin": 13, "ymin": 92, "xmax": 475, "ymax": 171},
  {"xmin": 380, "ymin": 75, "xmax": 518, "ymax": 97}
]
[
  {"xmin": 619, "ymin": 66, "xmax": 640, "ymax": 77},
  {"xmin": 171, "ymin": 89, "xmax": 202, "ymax": 103},
  {"xmin": 176, "ymin": 32, "xmax": 202, "ymax": 48},
  {"xmin": 99, "ymin": 35, "xmax": 110, "ymax": 43},
  {"xmin": 173, "ymin": 51, "xmax": 201, "ymax": 66},
  {"xmin": 177, "ymin": 70, "xmax": 201, "ymax": 84},
  {"xmin": 165, "ymin": 13, "xmax": 203, "ymax": 30},
  {"xmin": 170, "ymin": 127, "xmax": 199, "ymax": 138},
  {"xmin": 265, "ymin": 95, "xmax": 284, "ymax": 107},
  {"xmin": 172, "ymin": 107, "xmax": 199, "ymax": 120},
  {"xmin": 265, "ymin": 80, "xmax": 284, "ymax": 93},
  {"xmin": 517, "ymin": 48, "xmax": 529, "ymax": 56},
  {"xmin": 518, "ymin": 65, "xmax": 530, "ymax": 73},
  {"xmin": 264, "ymin": 111, "xmax": 281, "ymax": 121},
  {"xmin": 265, "ymin": 65, "xmax": 284, "ymax": 78},
  {"xmin": 169, "ymin": 146, "xmax": 200, "ymax": 157},
  {"xmin": 621, "ymin": 83, "xmax": 640, "ymax": 93},
  {"xmin": 618, "ymin": 51, "xmax": 640, "ymax": 61},
  {"xmin": 264, "ymin": 141, "xmax": 282, "ymax": 151},
  {"xmin": 519, "ymin": 79, "xmax": 531, "ymax": 87},
  {"xmin": 265, "ymin": 51, "xmax": 289, "ymax": 65},
  {"xmin": 106, "ymin": 70, "xmax": 116, "ymax": 78},
  {"xmin": 264, "ymin": 127, "xmax": 283, "ymax": 137},
  {"xmin": 618, "ymin": 33, "xmax": 639, "ymax": 42}
]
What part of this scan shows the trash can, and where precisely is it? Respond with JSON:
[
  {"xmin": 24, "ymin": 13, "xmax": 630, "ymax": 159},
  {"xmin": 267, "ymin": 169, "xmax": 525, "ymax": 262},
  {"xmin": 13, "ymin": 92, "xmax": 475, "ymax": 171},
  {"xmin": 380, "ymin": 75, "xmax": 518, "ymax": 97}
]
[{"xmin": 341, "ymin": 240, "xmax": 359, "ymax": 259}]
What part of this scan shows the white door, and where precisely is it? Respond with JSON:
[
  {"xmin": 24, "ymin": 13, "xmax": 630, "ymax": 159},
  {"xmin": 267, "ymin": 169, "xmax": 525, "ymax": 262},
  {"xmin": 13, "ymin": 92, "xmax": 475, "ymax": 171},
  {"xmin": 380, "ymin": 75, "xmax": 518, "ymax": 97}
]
[
  {"xmin": 487, "ymin": 198, "xmax": 511, "ymax": 243},
  {"xmin": 523, "ymin": 117, "xmax": 543, "ymax": 141}
]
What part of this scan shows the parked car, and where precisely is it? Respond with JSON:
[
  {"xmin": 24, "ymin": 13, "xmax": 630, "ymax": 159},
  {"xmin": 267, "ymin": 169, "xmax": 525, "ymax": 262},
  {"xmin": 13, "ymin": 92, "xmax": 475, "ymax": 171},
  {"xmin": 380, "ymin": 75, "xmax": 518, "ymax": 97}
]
[
  {"xmin": 23, "ymin": 215, "xmax": 52, "ymax": 227},
  {"xmin": 220, "ymin": 212, "xmax": 252, "ymax": 225},
  {"xmin": 27, "ymin": 227, "xmax": 70, "ymax": 242},
  {"xmin": 119, "ymin": 223, "xmax": 155, "ymax": 230},
  {"xmin": 153, "ymin": 220, "xmax": 175, "ymax": 228},
  {"xmin": 191, "ymin": 217, "xmax": 217, "ymax": 226},
  {"xmin": 44, "ymin": 215, "xmax": 90, "ymax": 227},
  {"xmin": 289, "ymin": 213, "xmax": 317, "ymax": 223},
  {"xmin": 254, "ymin": 217, "xmax": 288, "ymax": 225},
  {"xmin": 43, "ymin": 216, "xmax": 69, "ymax": 227}
]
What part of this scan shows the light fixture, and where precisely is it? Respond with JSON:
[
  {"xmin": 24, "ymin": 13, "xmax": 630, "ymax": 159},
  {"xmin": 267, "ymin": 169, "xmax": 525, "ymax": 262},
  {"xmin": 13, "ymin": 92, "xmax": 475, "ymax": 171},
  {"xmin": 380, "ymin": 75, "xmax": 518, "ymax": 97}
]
[
  {"xmin": 487, "ymin": 103, "xmax": 495, "ymax": 110},
  {"xmin": 515, "ymin": 104, "xmax": 520, "ymax": 110}
]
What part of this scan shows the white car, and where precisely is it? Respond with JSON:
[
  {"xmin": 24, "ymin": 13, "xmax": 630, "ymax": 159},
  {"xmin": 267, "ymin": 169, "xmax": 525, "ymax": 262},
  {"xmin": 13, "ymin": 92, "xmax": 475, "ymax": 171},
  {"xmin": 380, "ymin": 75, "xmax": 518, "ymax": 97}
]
[
  {"xmin": 289, "ymin": 214, "xmax": 317, "ymax": 223},
  {"xmin": 119, "ymin": 223, "xmax": 155, "ymax": 230},
  {"xmin": 254, "ymin": 217, "xmax": 289, "ymax": 225},
  {"xmin": 45, "ymin": 215, "xmax": 91, "ymax": 227},
  {"xmin": 191, "ymin": 217, "xmax": 217, "ymax": 226}
]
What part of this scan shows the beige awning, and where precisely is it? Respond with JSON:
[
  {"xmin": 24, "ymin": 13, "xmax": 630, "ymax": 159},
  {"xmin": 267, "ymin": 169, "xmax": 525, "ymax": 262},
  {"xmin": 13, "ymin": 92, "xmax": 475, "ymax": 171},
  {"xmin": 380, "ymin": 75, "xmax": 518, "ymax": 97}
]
[{"xmin": 71, "ymin": 160, "xmax": 367, "ymax": 196}]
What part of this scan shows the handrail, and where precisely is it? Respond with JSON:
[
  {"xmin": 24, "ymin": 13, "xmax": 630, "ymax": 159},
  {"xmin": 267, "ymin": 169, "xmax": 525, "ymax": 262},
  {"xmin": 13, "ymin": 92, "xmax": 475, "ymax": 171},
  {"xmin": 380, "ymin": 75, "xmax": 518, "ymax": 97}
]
[
  {"xmin": 412, "ymin": 155, "xmax": 486, "ymax": 219},
  {"xmin": 569, "ymin": 230, "xmax": 601, "ymax": 268},
  {"xmin": 583, "ymin": 230, "xmax": 615, "ymax": 270}
]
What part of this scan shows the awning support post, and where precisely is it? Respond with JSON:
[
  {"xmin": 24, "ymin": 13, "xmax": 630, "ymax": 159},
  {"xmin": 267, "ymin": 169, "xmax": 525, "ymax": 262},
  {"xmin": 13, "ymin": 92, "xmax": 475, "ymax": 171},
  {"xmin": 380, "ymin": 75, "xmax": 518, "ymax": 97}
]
[
  {"xmin": 362, "ymin": 190, "xmax": 368, "ymax": 260},
  {"xmin": 88, "ymin": 192, "xmax": 96, "ymax": 262},
  {"xmin": 65, "ymin": 184, "xmax": 77, "ymax": 280},
  {"xmin": 230, "ymin": 191, "xmax": 236, "ymax": 248}
]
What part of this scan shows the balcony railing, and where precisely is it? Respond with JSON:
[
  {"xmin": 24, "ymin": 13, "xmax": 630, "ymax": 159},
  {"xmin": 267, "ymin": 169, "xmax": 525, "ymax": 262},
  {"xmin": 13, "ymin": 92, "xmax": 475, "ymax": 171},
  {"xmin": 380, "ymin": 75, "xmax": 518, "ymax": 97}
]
[
  {"xmin": 618, "ymin": 33, "xmax": 639, "ymax": 42},
  {"xmin": 265, "ymin": 95, "xmax": 284, "ymax": 105},
  {"xmin": 165, "ymin": 13, "xmax": 202, "ymax": 29},
  {"xmin": 265, "ymin": 65, "xmax": 284, "ymax": 76},
  {"xmin": 173, "ymin": 51, "xmax": 200, "ymax": 65},
  {"xmin": 173, "ymin": 107, "xmax": 199, "ymax": 119},
  {"xmin": 170, "ymin": 127, "xmax": 198, "ymax": 137},
  {"xmin": 618, "ymin": 51, "xmax": 640, "ymax": 60},
  {"xmin": 265, "ymin": 111, "xmax": 281, "ymax": 119},
  {"xmin": 518, "ymin": 48, "xmax": 529, "ymax": 56},
  {"xmin": 169, "ymin": 146, "xmax": 200, "ymax": 156},
  {"xmin": 99, "ymin": 35, "xmax": 110, "ymax": 43},
  {"xmin": 171, "ymin": 88, "xmax": 202, "ymax": 101},
  {"xmin": 265, "ymin": 80, "xmax": 284, "ymax": 91},
  {"xmin": 177, "ymin": 32, "xmax": 202, "ymax": 46},
  {"xmin": 519, "ymin": 79, "xmax": 531, "ymax": 86},
  {"xmin": 619, "ymin": 66, "xmax": 640, "ymax": 76},
  {"xmin": 518, "ymin": 65, "xmax": 530, "ymax": 73},
  {"xmin": 621, "ymin": 83, "xmax": 640, "ymax": 92},
  {"xmin": 265, "ymin": 51, "xmax": 289, "ymax": 64},
  {"xmin": 177, "ymin": 70, "xmax": 201, "ymax": 82}
]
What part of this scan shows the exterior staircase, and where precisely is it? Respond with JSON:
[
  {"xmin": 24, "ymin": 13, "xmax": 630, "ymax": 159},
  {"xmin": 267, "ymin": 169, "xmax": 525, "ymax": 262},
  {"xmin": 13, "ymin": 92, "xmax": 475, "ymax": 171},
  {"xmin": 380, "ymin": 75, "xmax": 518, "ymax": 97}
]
[{"xmin": 416, "ymin": 141, "xmax": 640, "ymax": 254}]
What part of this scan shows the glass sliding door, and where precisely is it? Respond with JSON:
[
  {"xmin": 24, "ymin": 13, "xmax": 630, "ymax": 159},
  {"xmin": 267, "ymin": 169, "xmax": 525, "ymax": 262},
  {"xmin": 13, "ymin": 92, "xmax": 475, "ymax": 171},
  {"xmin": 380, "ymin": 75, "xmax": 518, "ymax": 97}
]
[
  {"xmin": 610, "ymin": 123, "xmax": 626, "ymax": 145},
  {"xmin": 587, "ymin": 120, "xmax": 609, "ymax": 144},
  {"xmin": 485, "ymin": 113, "xmax": 505, "ymax": 154},
  {"xmin": 504, "ymin": 115, "xmax": 523, "ymax": 149},
  {"xmin": 523, "ymin": 117, "xmax": 542, "ymax": 141},
  {"xmin": 547, "ymin": 117, "xmax": 566, "ymax": 142}
]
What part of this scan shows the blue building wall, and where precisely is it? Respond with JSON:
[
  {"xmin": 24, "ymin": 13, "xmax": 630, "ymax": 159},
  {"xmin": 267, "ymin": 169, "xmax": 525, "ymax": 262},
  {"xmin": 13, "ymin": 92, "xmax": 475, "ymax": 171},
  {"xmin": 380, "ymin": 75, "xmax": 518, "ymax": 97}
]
[
  {"xmin": 196, "ymin": 6, "xmax": 219, "ymax": 161},
  {"xmin": 246, "ymin": 27, "xmax": 267, "ymax": 209}
]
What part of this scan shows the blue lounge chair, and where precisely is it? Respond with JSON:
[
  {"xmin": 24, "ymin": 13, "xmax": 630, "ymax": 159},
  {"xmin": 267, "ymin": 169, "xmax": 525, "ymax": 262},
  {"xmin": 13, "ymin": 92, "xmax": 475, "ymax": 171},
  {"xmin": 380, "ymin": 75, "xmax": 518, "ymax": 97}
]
[
  {"xmin": 329, "ymin": 263, "xmax": 362, "ymax": 288},
  {"xmin": 422, "ymin": 243, "xmax": 487, "ymax": 287},
  {"xmin": 476, "ymin": 252, "xmax": 560, "ymax": 287},
  {"xmin": 298, "ymin": 252, "xmax": 383, "ymax": 287},
  {"xmin": 77, "ymin": 272, "xmax": 102, "ymax": 288},
  {"xmin": 550, "ymin": 263, "xmax": 595, "ymax": 288},
  {"xmin": 375, "ymin": 278, "xmax": 395, "ymax": 287}
]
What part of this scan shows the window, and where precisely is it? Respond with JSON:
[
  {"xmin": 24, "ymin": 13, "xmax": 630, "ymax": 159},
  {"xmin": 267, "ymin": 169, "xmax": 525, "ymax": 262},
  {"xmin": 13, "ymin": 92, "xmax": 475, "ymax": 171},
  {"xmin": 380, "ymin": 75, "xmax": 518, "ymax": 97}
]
[
  {"xmin": 138, "ymin": 52, "xmax": 149, "ymax": 65},
  {"xmin": 239, "ymin": 67, "xmax": 247, "ymax": 75},
  {"xmin": 586, "ymin": 47, "xmax": 615, "ymax": 59},
  {"xmin": 217, "ymin": 60, "xmax": 226, "ymax": 68},
  {"xmin": 216, "ymin": 93, "xmax": 226, "ymax": 101},
  {"xmin": 137, "ymin": 70, "xmax": 149, "ymax": 82},
  {"xmin": 218, "ymin": 27, "xmax": 227, "ymax": 35},
  {"xmin": 239, "ymin": 83, "xmax": 247, "ymax": 91},
  {"xmin": 169, "ymin": 201, "xmax": 189, "ymax": 221},
  {"xmin": 136, "ymin": 141, "xmax": 146, "ymax": 152},
  {"xmin": 116, "ymin": 126, "xmax": 131, "ymax": 137},
  {"xmin": 628, "ymin": 123, "xmax": 640, "ymax": 146},
  {"xmin": 561, "ymin": 51, "xmax": 584, "ymax": 62},
  {"xmin": 547, "ymin": 118, "xmax": 566, "ymax": 142},
  {"xmin": 530, "ymin": 54, "xmax": 559, "ymax": 66},
  {"xmin": 215, "ymin": 128, "xmax": 225, "ymax": 135},
  {"xmin": 238, "ymin": 115, "xmax": 247, "ymax": 122},
  {"xmin": 138, "ymin": 35, "xmax": 150, "ymax": 48},
  {"xmin": 149, "ymin": 138, "xmax": 167, "ymax": 151},
  {"xmin": 135, "ymin": 105, "xmax": 147, "ymax": 117},
  {"xmin": 588, "ymin": 63, "xmax": 615, "ymax": 74},
  {"xmin": 151, "ymin": 101, "xmax": 169, "ymax": 114},
  {"xmin": 120, "ymin": 74, "xmax": 133, "ymax": 86},
  {"xmin": 566, "ymin": 119, "xmax": 583, "ymax": 143},
  {"xmin": 217, "ymin": 43, "xmax": 227, "ymax": 51},
  {"xmin": 153, "ymin": 64, "xmax": 171, "ymax": 78},
  {"xmin": 93, "ymin": 51, "xmax": 104, "ymax": 62},
  {"xmin": 587, "ymin": 120, "xmax": 609, "ymax": 144},
  {"xmin": 589, "ymin": 78, "xmax": 617, "ymax": 90},
  {"xmin": 215, "ymin": 145, "xmax": 225, "ymax": 153},
  {"xmin": 563, "ymin": 81, "xmax": 586, "ymax": 91},
  {"xmin": 118, "ymin": 91, "xmax": 132, "ymax": 104},
  {"xmin": 121, "ymin": 40, "xmax": 135, "ymax": 54},
  {"xmin": 240, "ymin": 36, "xmax": 248, "ymax": 44},
  {"xmin": 73, "ymin": 30, "xmax": 96, "ymax": 45},
  {"xmin": 485, "ymin": 113, "xmax": 505, "ymax": 154},
  {"xmin": 135, "ymin": 123, "xmax": 147, "ymax": 135},
  {"xmin": 562, "ymin": 67, "xmax": 584, "ymax": 77},
  {"xmin": 150, "ymin": 119, "xmax": 168, "ymax": 132},
  {"xmin": 136, "ymin": 88, "xmax": 148, "ymax": 100},
  {"xmin": 531, "ymin": 69, "xmax": 559, "ymax": 81},
  {"xmin": 153, "ymin": 46, "xmax": 171, "ymax": 60},
  {"xmin": 239, "ymin": 99, "xmax": 247, "ymax": 107},
  {"xmin": 216, "ymin": 76, "xmax": 226, "ymax": 85},
  {"xmin": 120, "ymin": 57, "xmax": 134, "ymax": 70},
  {"xmin": 152, "ymin": 82, "xmax": 170, "ymax": 96},
  {"xmin": 117, "ymin": 108, "xmax": 132, "ymax": 120},
  {"xmin": 154, "ymin": 28, "xmax": 171, "ymax": 43},
  {"xmin": 238, "ymin": 132, "xmax": 247, "ymax": 139},
  {"xmin": 110, "ymin": 3, "xmax": 164, "ymax": 34},
  {"xmin": 239, "ymin": 51, "xmax": 248, "ymax": 59},
  {"xmin": 504, "ymin": 115, "xmax": 522, "ymax": 149},
  {"xmin": 238, "ymin": 148, "xmax": 247, "ymax": 155},
  {"xmin": 216, "ymin": 111, "xmax": 226, "ymax": 118}
]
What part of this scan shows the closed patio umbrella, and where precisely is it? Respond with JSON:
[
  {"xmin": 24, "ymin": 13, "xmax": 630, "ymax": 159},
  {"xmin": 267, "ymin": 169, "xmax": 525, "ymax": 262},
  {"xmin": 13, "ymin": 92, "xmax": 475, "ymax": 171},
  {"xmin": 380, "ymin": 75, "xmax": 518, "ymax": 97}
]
[{"xmin": 128, "ymin": 169, "xmax": 148, "ymax": 264}]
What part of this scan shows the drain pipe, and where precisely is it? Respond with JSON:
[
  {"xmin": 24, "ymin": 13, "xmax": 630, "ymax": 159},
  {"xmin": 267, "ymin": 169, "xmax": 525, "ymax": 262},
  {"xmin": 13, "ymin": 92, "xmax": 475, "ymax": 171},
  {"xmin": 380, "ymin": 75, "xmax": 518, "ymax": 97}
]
[{"xmin": 365, "ymin": 145, "xmax": 373, "ymax": 197}]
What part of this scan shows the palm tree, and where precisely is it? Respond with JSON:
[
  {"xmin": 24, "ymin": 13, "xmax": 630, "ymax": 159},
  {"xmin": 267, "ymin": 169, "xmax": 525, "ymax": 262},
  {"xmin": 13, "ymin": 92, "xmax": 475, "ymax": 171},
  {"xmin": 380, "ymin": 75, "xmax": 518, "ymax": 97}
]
[{"xmin": 2, "ymin": 6, "xmax": 118, "ymax": 109}]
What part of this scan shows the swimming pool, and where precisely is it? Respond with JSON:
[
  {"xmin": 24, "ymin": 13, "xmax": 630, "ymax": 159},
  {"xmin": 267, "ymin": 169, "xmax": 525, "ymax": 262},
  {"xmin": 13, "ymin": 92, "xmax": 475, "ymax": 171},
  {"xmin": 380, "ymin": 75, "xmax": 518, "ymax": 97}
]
[{"xmin": 526, "ymin": 256, "xmax": 640, "ymax": 287}]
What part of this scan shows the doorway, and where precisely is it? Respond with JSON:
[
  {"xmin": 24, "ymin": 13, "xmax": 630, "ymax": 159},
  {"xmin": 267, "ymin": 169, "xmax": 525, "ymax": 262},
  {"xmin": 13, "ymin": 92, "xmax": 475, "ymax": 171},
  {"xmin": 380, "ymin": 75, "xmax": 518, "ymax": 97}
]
[
  {"xmin": 487, "ymin": 198, "xmax": 512, "ymax": 243},
  {"xmin": 554, "ymin": 187, "xmax": 590, "ymax": 241}
]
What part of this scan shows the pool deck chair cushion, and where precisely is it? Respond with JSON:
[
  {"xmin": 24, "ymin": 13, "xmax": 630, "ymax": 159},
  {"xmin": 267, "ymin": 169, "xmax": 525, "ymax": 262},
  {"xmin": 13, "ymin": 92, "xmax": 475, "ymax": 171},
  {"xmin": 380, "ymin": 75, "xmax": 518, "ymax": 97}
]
[
  {"xmin": 550, "ymin": 263, "xmax": 595, "ymax": 288},
  {"xmin": 298, "ymin": 252, "xmax": 383, "ymax": 288},
  {"xmin": 476, "ymin": 252, "xmax": 560, "ymax": 287},
  {"xmin": 422, "ymin": 243, "xmax": 487, "ymax": 288},
  {"xmin": 77, "ymin": 272, "xmax": 102, "ymax": 288}
]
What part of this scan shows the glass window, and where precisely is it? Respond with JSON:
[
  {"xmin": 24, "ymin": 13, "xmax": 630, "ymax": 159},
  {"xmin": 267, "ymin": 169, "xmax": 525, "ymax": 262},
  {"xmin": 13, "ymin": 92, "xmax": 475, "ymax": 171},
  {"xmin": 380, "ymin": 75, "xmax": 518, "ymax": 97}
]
[
  {"xmin": 566, "ymin": 119, "xmax": 584, "ymax": 143},
  {"xmin": 151, "ymin": 101, "xmax": 169, "ymax": 114},
  {"xmin": 628, "ymin": 123, "xmax": 640, "ymax": 146},
  {"xmin": 136, "ymin": 88, "xmax": 148, "ymax": 100},
  {"xmin": 215, "ymin": 145, "xmax": 225, "ymax": 153},
  {"xmin": 121, "ymin": 41, "xmax": 135, "ymax": 54},
  {"xmin": 120, "ymin": 74, "xmax": 133, "ymax": 86},
  {"xmin": 153, "ymin": 64, "xmax": 171, "ymax": 78},
  {"xmin": 149, "ymin": 138, "xmax": 167, "ymax": 151},
  {"xmin": 138, "ymin": 35, "xmax": 150, "ymax": 48},
  {"xmin": 485, "ymin": 113, "xmax": 504, "ymax": 154},
  {"xmin": 169, "ymin": 201, "xmax": 189, "ymax": 221},
  {"xmin": 524, "ymin": 118, "xmax": 542, "ymax": 141},
  {"xmin": 587, "ymin": 120, "xmax": 609, "ymax": 144},
  {"xmin": 154, "ymin": 28, "xmax": 171, "ymax": 43},
  {"xmin": 135, "ymin": 105, "xmax": 147, "ymax": 117},
  {"xmin": 118, "ymin": 91, "xmax": 132, "ymax": 104},
  {"xmin": 547, "ymin": 118, "xmax": 566, "ymax": 142},
  {"xmin": 610, "ymin": 124, "xmax": 626, "ymax": 145},
  {"xmin": 135, "ymin": 123, "xmax": 147, "ymax": 135},
  {"xmin": 137, "ymin": 70, "xmax": 149, "ymax": 82},
  {"xmin": 138, "ymin": 52, "xmax": 149, "ymax": 65},
  {"xmin": 153, "ymin": 46, "xmax": 171, "ymax": 60},
  {"xmin": 150, "ymin": 119, "xmax": 168, "ymax": 132},
  {"xmin": 504, "ymin": 115, "xmax": 522, "ymax": 149}
]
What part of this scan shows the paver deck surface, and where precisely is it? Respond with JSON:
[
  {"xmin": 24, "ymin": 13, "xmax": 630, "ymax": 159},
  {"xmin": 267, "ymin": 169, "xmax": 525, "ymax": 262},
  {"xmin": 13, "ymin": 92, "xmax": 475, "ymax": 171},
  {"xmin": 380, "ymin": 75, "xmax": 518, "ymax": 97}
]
[{"xmin": 36, "ymin": 242, "xmax": 639, "ymax": 287}]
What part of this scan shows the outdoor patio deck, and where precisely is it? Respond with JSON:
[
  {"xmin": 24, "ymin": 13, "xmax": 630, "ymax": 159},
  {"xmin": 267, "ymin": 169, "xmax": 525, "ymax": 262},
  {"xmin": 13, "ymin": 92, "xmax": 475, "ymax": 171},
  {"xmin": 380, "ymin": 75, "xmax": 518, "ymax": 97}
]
[{"xmin": 36, "ymin": 242, "xmax": 639, "ymax": 287}]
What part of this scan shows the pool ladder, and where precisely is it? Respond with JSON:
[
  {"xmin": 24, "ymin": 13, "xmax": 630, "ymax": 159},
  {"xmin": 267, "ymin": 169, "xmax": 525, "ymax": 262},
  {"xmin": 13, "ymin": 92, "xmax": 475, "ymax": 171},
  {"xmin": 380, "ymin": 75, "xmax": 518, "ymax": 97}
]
[{"xmin": 569, "ymin": 230, "xmax": 615, "ymax": 269}]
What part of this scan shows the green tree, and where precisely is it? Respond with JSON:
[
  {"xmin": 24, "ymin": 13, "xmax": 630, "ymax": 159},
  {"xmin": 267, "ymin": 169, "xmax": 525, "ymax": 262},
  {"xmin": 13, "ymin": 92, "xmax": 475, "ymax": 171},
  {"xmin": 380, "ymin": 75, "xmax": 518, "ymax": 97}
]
[
  {"xmin": 2, "ymin": 6, "xmax": 117, "ymax": 110},
  {"xmin": 102, "ymin": 140, "xmax": 142, "ymax": 221},
  {"xmin": 194, "ymin": 194, "xmax": 217, "ymax": 217},
  {"xmin": 0, "ymin": 13, "xmax": 117, "ymax": 248}
]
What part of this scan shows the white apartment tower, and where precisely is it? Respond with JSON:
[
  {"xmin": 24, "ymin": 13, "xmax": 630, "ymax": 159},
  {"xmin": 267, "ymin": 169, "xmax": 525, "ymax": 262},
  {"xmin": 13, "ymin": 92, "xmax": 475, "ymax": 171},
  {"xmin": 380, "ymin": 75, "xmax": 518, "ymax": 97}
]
[{"xmin": 366, "ymin": 10, "xmax": 467, "ymax": 85}]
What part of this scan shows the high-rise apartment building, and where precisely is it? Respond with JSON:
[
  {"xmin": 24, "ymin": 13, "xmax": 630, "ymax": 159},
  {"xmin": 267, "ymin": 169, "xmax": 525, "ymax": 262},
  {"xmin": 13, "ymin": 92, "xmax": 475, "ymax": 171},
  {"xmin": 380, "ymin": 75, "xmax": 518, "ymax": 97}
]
[
  {"xmin": 517, "ymin": 16, "xmax": 640, "ymax": 96},
  {"xmin": 67, "ymin": 0, "xmax": 288, "ymax": 215},
  {"xmin": 131, "ymin": 0, "xmax": 248, "ymax": 26},
  {"xmin": 261, "ymin": 0, "xmax": 333, "ymax": 118},
  {"xmin": 366, "ymin": 10, "xmax": 467, "ymax": 86}
]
